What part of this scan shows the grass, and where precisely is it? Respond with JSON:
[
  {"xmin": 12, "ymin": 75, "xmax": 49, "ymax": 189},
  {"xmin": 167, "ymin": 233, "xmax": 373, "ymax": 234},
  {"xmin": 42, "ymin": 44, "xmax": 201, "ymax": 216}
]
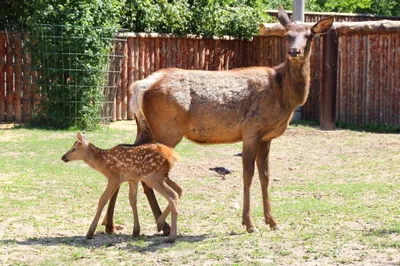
[{"xmin": 0, "ymin": 123, "xmax": 399, "ymax": 265}]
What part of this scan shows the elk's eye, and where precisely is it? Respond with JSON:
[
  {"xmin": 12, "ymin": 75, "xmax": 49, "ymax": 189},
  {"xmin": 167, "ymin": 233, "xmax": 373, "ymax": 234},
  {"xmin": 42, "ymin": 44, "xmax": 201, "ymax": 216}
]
[{"xmin": 71, "ymin": 148, "xmax": 76, "ymax": 153}]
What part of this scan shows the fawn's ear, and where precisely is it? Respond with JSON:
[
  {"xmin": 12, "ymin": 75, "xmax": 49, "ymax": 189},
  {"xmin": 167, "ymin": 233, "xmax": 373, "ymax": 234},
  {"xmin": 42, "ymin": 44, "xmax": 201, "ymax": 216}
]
[
  {"xmin": 77, "ymin": 132, "xmax": 88, "ymax": 144},
  {"xmin": 311, "ymin": 16, "xmax": 334, "ymax": 35}
]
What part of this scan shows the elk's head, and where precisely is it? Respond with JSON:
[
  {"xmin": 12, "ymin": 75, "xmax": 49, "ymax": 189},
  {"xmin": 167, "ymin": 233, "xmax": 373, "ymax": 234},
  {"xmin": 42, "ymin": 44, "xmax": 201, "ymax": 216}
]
[
  {"xmin": 61, "ymin": 132, "xmax": 89, "ymax": 163},
  {"xmin": 278, "ymin": 7, "xmax": 334, "ymax": 62}
]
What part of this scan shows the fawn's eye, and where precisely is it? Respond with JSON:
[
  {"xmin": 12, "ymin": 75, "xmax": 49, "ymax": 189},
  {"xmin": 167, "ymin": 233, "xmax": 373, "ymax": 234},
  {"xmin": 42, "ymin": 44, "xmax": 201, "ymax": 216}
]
[{"xmin": 71, "ymin": 148, "xmax": 76, "ymax": 153}]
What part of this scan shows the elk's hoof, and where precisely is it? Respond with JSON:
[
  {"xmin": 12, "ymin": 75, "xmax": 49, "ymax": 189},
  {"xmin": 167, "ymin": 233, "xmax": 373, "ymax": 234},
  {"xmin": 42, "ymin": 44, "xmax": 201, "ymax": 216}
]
[
  {"xmin": 133, "ymin": 228, "xmax": 140, "ymax": 237},
  {"xmin": 247, "ymin": 227, "xmax": 259, "ymax": 233},
  {"xmin": 86, "ymin": 232, "xmax": 94, "ymax": 239},
  {"xmin": 104, "ymin": 224, "xmax": 115, "ymax": 234}
]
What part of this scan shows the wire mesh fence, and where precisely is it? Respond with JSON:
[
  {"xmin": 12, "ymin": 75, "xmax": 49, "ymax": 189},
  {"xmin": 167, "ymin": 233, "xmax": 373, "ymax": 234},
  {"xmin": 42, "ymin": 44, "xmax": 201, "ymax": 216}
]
[{"xmin": 28, "ymin": 24, "xmax": 126, "ymax": 128}]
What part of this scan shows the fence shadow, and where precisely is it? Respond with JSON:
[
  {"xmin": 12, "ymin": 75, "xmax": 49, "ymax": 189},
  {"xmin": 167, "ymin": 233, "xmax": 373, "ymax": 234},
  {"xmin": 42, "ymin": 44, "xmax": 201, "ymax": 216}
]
[{"xmin": 1, "ymin": 233, "xmax": 211, "ymax": 252}]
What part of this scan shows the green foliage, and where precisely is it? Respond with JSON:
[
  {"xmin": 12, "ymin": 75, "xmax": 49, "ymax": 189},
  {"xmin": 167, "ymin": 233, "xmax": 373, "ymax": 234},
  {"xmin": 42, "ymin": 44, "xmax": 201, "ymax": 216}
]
[
  {"xmin": 23, "ymin": 0, "xmax": 123, "ymax": 129},
  {"xmin": 121, "ymin": 0, "xmax": 269, "ymax": 38}
]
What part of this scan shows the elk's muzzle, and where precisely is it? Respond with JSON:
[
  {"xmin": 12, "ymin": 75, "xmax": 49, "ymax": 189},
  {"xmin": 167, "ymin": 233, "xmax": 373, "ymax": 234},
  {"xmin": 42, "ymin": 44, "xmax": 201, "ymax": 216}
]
[{"xmin": 288, "ymin": 48, "xmax": 301, "ymax": 58}]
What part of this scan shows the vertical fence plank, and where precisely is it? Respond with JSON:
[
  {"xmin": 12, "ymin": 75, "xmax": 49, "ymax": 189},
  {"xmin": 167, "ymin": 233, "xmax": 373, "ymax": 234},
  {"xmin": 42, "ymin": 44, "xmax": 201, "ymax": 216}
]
[
  {"xmin": 127, "ymin": 38, "xmax": 134, "ymax": 120},
  {"xmin": 149, "ymin": 37, "xmax": 155, "ymax": 75},
  {"xmin": 22, "ymin": 33, "xmax": 32, "ymax": 122},
  {"xmin": 395, "ymin": 34, "xmax": 400, "ymax": 125},
  {"xmin": 139, "ymin": 37, "xmax": 145, "ymax": 79},
  {"xmin": 154, "ymin": 37, "xmax": 160, "ymax": 72},
  {"xmin": 189, "ymin": 39, "xmax": 195, "ymax": 70},
  {"xmin": 194, "ymin": 39, "xmax": 199, "ymax": 70},
  {"xmin": 115, "ymin": 42, "xmax": 122, "ymax": 121},
  {"xmin": 145, "ymin": 37, "xmax": 150, "ymax": 77},
  {"xmin": 14, "ymin": 33, "xmax": 22, "ymax": 122},
  {"xmin": 0, "ymin": 33, "xmax": 5, "ymax": 121},
  {"xmin": 121, "ymin": 42, "xmax": 128, "ymax": 120},
  {"xmin": 6, "ymin": 34, "xmax": 14, "ymax": 121}
]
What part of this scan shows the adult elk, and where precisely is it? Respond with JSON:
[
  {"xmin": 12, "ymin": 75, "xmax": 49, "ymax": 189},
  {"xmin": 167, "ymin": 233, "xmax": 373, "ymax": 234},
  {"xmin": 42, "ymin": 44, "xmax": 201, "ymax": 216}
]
[{"xmin": 104, "ymin": 7, "xmax": 334, "ymax": 234}]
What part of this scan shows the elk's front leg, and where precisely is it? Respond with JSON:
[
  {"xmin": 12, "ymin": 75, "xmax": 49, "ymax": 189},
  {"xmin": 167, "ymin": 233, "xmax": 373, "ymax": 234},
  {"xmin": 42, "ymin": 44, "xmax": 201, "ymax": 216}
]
[
  {"xmin": 256, "ymin": 140, "xmax": 280, "ymax": 230},
  {"xmin": 241, "ymin": 137, "xmax": 260, "ymax": 233},
  {"xmin": 102, "ymin": 186, "xmax": 120, "ymax": 234},
  {"xmin": 87, "ymin": 181, "xmax": 120, "ymax": 239}
]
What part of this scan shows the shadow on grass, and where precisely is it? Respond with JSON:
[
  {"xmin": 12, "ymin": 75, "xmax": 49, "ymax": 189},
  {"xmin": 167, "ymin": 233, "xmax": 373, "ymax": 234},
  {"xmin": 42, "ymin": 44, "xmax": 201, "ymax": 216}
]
[{"xmin": 1, "ymin": 233, "xmax": 211, "ymax": 252}]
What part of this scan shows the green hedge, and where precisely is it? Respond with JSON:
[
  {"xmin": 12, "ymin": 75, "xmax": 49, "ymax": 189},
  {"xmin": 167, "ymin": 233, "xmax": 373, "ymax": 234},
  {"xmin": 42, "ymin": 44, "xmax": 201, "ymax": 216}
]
[{"xmin": 121, "ymin": 0, "xmax": 270, "ymax": 38}]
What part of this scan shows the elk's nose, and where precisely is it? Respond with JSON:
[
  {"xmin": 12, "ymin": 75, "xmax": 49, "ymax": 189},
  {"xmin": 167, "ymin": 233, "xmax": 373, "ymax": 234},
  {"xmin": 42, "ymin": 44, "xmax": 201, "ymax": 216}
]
[{"xmin": 288, "ymin": 48, "xmax": 301, "ymax": 58}]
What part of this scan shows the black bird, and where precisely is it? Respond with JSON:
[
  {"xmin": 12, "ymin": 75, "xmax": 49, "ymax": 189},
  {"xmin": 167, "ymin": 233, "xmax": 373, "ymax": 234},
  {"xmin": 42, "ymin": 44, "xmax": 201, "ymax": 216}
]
[{"xmin": 209, "ymin": 167, "xmax": 232, "ymax": 180}]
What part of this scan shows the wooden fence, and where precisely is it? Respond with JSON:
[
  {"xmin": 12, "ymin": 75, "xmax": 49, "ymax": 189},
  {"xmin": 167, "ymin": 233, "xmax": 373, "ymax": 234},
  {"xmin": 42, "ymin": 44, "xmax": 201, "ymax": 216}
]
[
  {"xmin": 336, "ymin": 24, "xmax": 400, "ymax": 126},
  {"xmin": 1, "ymin": 19, "xmax": 400, "ymax": 127},
  {"xmin": 114, "ymin": 33, "xmax": 323, "ymax": 121},
  {"xmin": 0, "ymin": 32, "xmax": 34, "ymax": 123}
]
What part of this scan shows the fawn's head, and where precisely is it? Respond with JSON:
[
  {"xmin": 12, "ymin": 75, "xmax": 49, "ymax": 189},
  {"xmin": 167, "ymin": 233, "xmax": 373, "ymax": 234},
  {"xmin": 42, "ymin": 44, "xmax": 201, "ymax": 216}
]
[
  {"xmin": 61, "ymin": 132, "xmax": 90, "ymax": 163},
  {"xmin": 278, "ymin": 7, "xmax": 334, "ymax": 62}
]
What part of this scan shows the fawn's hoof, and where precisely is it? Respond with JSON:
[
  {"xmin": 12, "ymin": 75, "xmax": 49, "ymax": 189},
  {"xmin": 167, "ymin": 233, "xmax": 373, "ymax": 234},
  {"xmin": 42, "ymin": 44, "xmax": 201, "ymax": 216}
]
[
  {"xmin": 271, "ymin": 224, "xmax": 282, "ymax": 230},
  {"xmin": 157, "ymin": 221, "xmax": 164, "ymax": 233},
  {"xmin": 157, "ymin": 222, "xmax": 171, "ymax": 236},
  {"xmin": 86, "ymin": 233, "xmax": 94, "ymax": 239}
]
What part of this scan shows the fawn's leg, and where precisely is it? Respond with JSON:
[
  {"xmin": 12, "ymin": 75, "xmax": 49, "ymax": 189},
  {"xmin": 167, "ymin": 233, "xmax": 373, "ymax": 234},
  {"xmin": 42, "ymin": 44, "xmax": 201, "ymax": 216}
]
[
  {"xmin": 128, "ymin": 181, "xmax": 140, "ymax": 237},
  {"xmin": 156, "ymin": 177, "xmax": 183, "ymax": 232},
  {"xmin": 145, "ymin": 177, "xmax": 179, "ymax": 243},
  {"xmin": 256, "ymin": 140, "xmax": 279, "ymax": 230},
  {"xmin": 87, "ymin": 181, "xmax": 120, "ymax": 239},
  {"xmin": 141, "ymin": 181, "xmax": 171, "ymax": 236},
  {"xmin": 102, "ymin": 186, "xmax": 120, "ymax": 234}
]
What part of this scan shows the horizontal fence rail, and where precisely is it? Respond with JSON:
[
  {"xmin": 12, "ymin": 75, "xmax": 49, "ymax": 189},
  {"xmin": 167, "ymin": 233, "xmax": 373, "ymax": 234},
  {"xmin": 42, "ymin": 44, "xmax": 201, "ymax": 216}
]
[{"xmin": 266, "ymin": 10, "xmax": 400, "ymax": 22}]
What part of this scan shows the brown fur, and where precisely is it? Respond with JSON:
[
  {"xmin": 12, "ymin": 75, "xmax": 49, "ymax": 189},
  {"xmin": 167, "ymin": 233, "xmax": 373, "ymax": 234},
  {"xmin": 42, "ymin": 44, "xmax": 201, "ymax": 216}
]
[
  {"xmin": 106, "ymin": 7, "xmax": 334, "ymax": 234},
  {"xmin": 61, "ymin": 132, "xmax": 182, "ymax": 242}
]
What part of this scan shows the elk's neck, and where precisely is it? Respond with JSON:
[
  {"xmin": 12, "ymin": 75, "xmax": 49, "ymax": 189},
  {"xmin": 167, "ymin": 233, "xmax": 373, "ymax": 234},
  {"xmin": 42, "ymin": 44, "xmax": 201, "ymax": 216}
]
[
  {"xmin": 276, "ymin": 58, "xmax": 311, "ymax": 108},
  {"xmin": 83, "ymin": 143, "xmax": 108, "ymax": 173}
]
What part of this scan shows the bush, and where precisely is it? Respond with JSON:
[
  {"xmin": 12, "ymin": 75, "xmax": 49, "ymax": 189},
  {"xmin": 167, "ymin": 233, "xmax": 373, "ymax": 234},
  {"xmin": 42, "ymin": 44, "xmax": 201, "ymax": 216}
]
[
  {"xmin": 26, "ymin": 0, "xmax": 123, "ymax": 129},
  {"xmin": 121, "ymin": 0, "xmax": 269, "ymax": 38}
]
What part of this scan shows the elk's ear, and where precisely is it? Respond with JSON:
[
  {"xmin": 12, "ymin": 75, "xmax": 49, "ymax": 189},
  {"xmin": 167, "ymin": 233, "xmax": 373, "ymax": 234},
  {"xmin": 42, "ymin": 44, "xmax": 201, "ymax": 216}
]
[
  {"xmin": 277, "ymin": 6, "xmax": 291, "ymax": 29},
  {"xmin": 311, "ymin": 16, "xmax": 334, "ymax": 35}
]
